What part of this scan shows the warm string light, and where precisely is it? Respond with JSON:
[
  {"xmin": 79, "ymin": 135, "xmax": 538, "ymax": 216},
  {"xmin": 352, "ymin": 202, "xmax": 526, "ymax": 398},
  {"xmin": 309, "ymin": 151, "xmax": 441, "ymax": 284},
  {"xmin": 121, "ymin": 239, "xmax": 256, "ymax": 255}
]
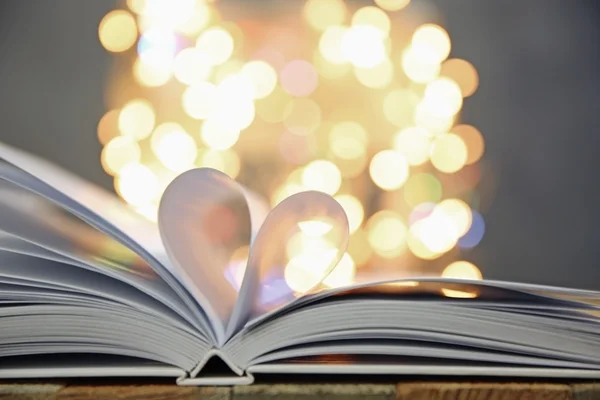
[{"xmin": 98, "ymin": 0, "xmax": 486, "ymax": 290}]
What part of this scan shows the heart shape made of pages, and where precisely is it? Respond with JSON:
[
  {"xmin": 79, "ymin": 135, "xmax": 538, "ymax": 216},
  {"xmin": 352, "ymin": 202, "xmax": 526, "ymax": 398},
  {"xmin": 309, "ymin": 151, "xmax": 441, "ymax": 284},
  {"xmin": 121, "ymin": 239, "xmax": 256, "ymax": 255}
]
[{"xmin": 158, "ymin": 168, "xmax": 349, "ymax": 339}]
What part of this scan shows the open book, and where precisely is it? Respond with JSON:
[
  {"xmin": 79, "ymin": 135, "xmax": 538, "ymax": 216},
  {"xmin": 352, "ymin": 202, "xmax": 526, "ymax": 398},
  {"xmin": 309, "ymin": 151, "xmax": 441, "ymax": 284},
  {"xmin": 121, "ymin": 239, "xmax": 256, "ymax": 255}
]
[{"xmin": 1, "ymin": 141, "xmax": 600, "ymax": 386}]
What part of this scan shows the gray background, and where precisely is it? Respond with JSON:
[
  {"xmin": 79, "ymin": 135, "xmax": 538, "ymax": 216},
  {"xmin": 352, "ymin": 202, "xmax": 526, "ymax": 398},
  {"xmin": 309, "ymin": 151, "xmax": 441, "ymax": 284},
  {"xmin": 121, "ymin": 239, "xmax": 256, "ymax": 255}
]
[{"xmin": 1, "ymin": 0, "xmax": 599, "ymax": 288}]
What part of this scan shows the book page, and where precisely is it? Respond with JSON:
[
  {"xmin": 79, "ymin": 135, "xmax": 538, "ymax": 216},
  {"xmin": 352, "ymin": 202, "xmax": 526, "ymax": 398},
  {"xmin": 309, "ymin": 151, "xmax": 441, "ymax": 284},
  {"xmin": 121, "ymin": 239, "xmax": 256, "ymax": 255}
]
[
  {"xmin": 0, "ymin": 303, "xmax": 208, "ymax": 373},
  {"xmin": 226, "ymin": 190, "xmax": 349, "ymax": 338},
  {"xmin": 227, "ymin": 294, "xmax": 600, "ymax": 371},
  {"xmin": 0, "ymin": 143, "xmax": 214, "ymax": 337},
  {"xmin": 243, "ymin": 276, "xmax": 600, "ymax": 331},
  {"xmin": 0, "ymin": 143, "xmax": 163, "ymax": 255},
  {"xmin": 158, "ymin": 168, "xmax": 255, "ymax": 344},
  {"xmin": 0, "ymin": 250, "xmax": 183, "ymax": 326}
]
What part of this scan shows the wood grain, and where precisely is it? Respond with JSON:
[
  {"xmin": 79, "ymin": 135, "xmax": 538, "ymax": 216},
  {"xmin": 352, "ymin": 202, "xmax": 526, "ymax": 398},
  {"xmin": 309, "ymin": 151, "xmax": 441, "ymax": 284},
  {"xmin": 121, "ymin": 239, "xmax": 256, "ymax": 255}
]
[
  {"xmin": 0, "ymin": 383, "xmax": 64, "ymax": 400},
  {"xmin": 56, "ymin": 385, "xmax": 230, "ymax": 400},
  {"xmin": 396, "ymin": 382, "xmax": 573, "ymax": 400},
  {"xmin": 571, "ymin": 383, "xmax": 600, "ymax": 400},
  {"xmin": 233, "ymin": 383, "xmax": 396, "ymax": 399},
  {"xmin": 2, "ymin": 382, "xmax": 600, "ymax": 399}
]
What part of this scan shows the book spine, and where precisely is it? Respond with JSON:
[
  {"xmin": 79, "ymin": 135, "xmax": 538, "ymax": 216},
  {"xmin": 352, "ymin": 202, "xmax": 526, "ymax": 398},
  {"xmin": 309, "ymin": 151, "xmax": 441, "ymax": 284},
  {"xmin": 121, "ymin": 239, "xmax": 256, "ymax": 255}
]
[
  {"xmin": 183, "ymin": 348, "xmax": 250, "ymax": 386},
  {"xmin": 176, "ymin": 373, "xmax": 254, "ymax": 386}
]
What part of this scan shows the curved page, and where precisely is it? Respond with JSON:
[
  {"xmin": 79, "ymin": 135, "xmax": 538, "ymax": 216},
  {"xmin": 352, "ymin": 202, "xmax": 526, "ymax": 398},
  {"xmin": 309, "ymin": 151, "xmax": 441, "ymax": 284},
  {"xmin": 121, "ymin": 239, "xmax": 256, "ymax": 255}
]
[
  {"xmin": 0, "ymin": 143, "xmax": 212, "ymax": 337},
  {"xmin": 159, "ymin": 168, "xmax": 253, "ymax": 342},
  {"xmin": 226, "ymin": 191, "xmax": 349, "ymax": 339}
]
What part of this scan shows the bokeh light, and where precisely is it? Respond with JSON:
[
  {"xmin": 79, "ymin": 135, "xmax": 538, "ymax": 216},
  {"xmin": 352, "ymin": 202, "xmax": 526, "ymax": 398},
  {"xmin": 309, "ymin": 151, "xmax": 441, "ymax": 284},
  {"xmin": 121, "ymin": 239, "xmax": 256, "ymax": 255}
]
[
  {"xmin": 173, "ymin": 48, "xmax": 213, "ymax": 85},
  {"xmin": 342, "ymin": 25, "xmax": 387, "ymax": 68},
  {"xmin": 256, "ymin": 85, "xmax": 292, "ymax": 123},
  {"xmin": 212, "ymin": 74, "xmax": 256, "ymax": 130},
  {"xmin": 197, "ymin": 149, "xmax": 241, "ymax": 179},
  {"xmin": 347, "ymin": 228, "xmax": 372, "ymax": 266},
  {"xmin": 213, "ymin": 59, "xmax": 245, "ymax": 84},
  {"xmin": 177, "ymin": 2, "xmax": 211, "ymax": 36},
  {"xmin": 452, "ymin": 124, "xmax": 485, "ymax": 164},
  {"xmin": 403, "ymin": 173, "xmax": 442, "ymax": 207},
  {"xmin": 422, "ymin": 78, "xmax": 463, "ymax": 119},
  {"xmin": 430, "ymin": 133, "xmax": 468, "ymax": 173},
  {"xmin": 314, "ymin": 51, "xmax": 351, "ymax": 80},
  {"xmin": 151, "ymin": 122, "xmax": 184, "ymax": 155},
  {"xmin": 374, "ymin": 0, "xmax": 411, "ymax": 12},
  {"xmin": 241, "ymin": 60, "xmax": 278, "ymax": 99},
  {"xmin": 323, "ymin": 252, "xmax": 356, "ymax": 288},
  {"xmin": 279, "ymin": 130, "xmax": 316, "ymax": 165},
  {"xmin": 369, "ymin": 150, "xmax": 409, "ymax": 190},
  {"xmin": 280, "ymin": 60, "xmax": 319, "ymax": 97},
  {"xmin": 153, "ymin": 129, "xmax": 197, "ymax": 172},
  {"xmin": 99, "ymin": 10, "xmax": 138, "ymax": 53},
  {"xmin": 393, "ymin": 126, "xmax": 431, "ymax": 166},
  {"xmin": 100, "ymin": 0, "xmax": 487, "ymax": 287},
  {"xmin": 319, "ymin": 26, "xmax": 348, "ymax": 64},
  {"xmin": 441, "ymin": 58, "xmax": 479, "ymax": 97},
  {"xmin": 414, "ymin": 101, "xmax": 455, "ymax": 134},
  {"xmin": 441, "ymin": 261, "xmax": 482, "ymax": 298},
  {"xmin": 126, "ymin": 0, "xmax": 146, "ymax": 14},
  {"xmin": 367, "ymin": 211, "xmax": 407, "ymax": 258},
  {"xmin": 97, "ymin": 109, "xmax": 120, "ymax": 145},
  {"xmin": 303, "ymin": 0, "xmax": 347, "ymax": 32},
  {"xmin": 182, "ymin": 82, "xmax": 217, "ymax": 120},
  {"xmin": 201, "ymin": 119, "xmax": 240, "ymax": 150},
  {"xmin": 138, "ymin": 28, "xmax": 178, "ymax": 67},
  {"xmin": 329, "ymin": 121, "xmax": 368, "ymax": 160},
  {"xmin": 351, "ymin": 6, "xmax": 391, "ymax": 37},
  {"xmin": 409, "ymin": 208, "xmax": 458, "ymax": 256},
  {"xmin": 407, "ymin": 233, "xmax": 439, "ymax": 260},
  {"xmin": 196, "ymin": 28, "xmax": 235, "ymax": 66},
  {"xmin": 409, "ymin": 202, "xmax": 435, "ymax": 224},
  {"xmin": 115, "ymin": 163, "xmax": 159, "ymax": 207},
  {"xmin": 118, "ymin": 99, "xmax": 155, "ymax": 140},
  {"xmin": 383, "ymin": 89, "xmax": 420, "ymax": 127},
  {"xmin": 101, "ymin": 136, "xmax": 141, "ymax": 176},
  {"xmin": 133, "ymin": 58, "xmax": 173, "ymax": 87},
  {"xmin": 411, "ymin": 24, "xmax": 451, "ymax": 63},
  {"xmin": 437, "ymin": 198, "xmax": 472, "ymax": 237},
  {"xmin": 458, "ymin": 211, "xmax": 485, "ymax": 249},
  {"xmin": 302, "ymin": 160, "xmax": 342, "ymax": 195},
  {"xmin": 135, "ymin": 0, "xmax": 197, "ymax": 31},
  {"xmin": 283, "ymin": 98, "xmax": 321, "ymax": 136},
  {"xmin": 401, "ymin": 45, "xmax": 441, "ymax": 84},
  {"xmin": 354, "ymin": 58, "xmax": 394, "ymax": 88},
  {"xmin": 334, "ymin": 194, "xmax": 364, "ymax": 233},
  {"xmin": 336, "ymin": 152, "xmax": 369, "ymax": 179}
]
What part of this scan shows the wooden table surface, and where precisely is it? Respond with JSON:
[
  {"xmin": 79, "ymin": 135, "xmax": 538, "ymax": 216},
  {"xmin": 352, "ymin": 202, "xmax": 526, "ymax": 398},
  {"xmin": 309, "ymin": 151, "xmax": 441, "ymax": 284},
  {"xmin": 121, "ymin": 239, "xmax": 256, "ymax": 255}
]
[{"xmin": 2, "ymin": 381, "xmax": 600, "ymax": 400}]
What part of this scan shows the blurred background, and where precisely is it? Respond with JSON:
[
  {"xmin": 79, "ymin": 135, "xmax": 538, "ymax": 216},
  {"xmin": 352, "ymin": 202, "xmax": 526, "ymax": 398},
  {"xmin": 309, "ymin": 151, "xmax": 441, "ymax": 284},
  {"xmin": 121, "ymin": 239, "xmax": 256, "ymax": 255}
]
[{"xmin": 1, "ymin": 0, "xmax": 600, "ymax": 290}]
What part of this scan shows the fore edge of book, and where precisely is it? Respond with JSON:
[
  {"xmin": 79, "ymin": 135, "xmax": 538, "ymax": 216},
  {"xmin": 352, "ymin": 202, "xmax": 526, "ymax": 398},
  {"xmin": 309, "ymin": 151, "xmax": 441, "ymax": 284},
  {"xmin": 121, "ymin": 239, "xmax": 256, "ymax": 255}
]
[{"xmin": 176, "ymin": 349, "xmax": 254, "ymax": 386}]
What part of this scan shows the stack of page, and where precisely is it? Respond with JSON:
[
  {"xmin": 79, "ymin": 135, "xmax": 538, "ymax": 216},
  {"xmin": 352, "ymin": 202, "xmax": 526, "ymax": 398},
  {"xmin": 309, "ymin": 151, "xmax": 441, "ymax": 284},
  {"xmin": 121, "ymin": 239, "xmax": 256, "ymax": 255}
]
[{"xmin": 1, "ymin": 141, "xmax": 600, "ymax": 386}]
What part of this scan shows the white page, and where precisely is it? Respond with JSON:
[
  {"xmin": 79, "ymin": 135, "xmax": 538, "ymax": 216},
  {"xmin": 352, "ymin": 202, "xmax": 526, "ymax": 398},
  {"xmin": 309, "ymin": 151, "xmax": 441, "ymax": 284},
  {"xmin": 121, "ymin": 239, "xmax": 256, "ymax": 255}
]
[
  {"xmin": 226, "ymin": 190, "xmax": 349, "ymax": 339},
  {"xmin": 0, "ymin": 358, "xmax": 183, "ymax": 380},
  {"xmin": 226, "ymin": 299, "xmax": 600, "ymax": 369},
  {"xmin": 0, "ymin": 250, "xmax": 198, "ymax": 332},
  {"xmin": 158, "ymin": 168, "xmax": 256, "ymax": 343},
  {"xmin": 0, "ymin": 280, "xmax": 149, "ymax": 312},
  {"xmin": 249, "ymin": 342, "xmax": 596, "ymax": 369},
  {"xmin": 0, "ymin": 144, "xmax": 214, "ymax": 339},
  {"xmin": 0, "ymin": 305, "xmax": 208, "ymax": 371},
  {"xmin": 249, "ymin": 363, "xmax": 600, "ymax": 379},
  {"xmin": 0, "ymin": 185, "xmax": 201, "ymax": 326},
  {"xmin": 244, "ymin": 276, "xmax": 600, "ymax": 330},
  {"xmin": 0, "ymin": 143, "xmax": 163, "ymax": 254}
]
